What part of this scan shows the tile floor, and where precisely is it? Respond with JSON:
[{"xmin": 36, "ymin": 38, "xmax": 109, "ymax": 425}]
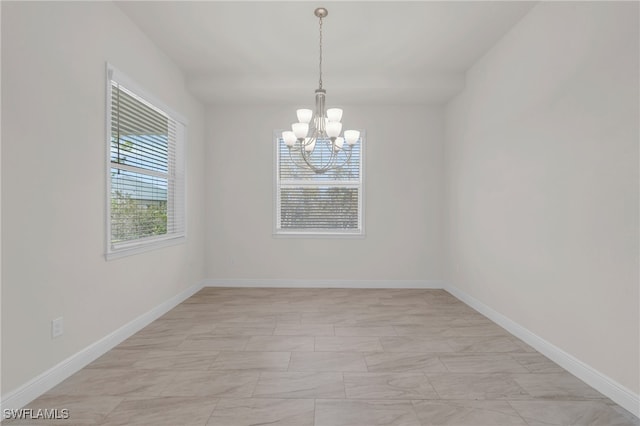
[{"xmin": 7, "ymin": 288, "xmax": 639, "ymax": 425}]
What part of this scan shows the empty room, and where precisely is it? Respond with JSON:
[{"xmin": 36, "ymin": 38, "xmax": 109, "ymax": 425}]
[{"xmin": 1, "ymin": 1, "xmax": 638, "ymax": 425}]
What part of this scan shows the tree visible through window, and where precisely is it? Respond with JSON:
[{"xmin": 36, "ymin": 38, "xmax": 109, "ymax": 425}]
[
  {"xmin": 106, "ymin": 65, "xmax": 186, "ymax": 258},
  {"xmin": 275, "ymin": 133, "xmax": 364, "ymax": 236}
]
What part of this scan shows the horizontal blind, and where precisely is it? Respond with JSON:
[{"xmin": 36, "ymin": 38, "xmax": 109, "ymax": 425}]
[
  {"xmin": 109, "ymin": 78, "xmax": 185, "ymax": 249},
  {"xmin": 280, "ymin": 187, "xmax": 359, "ymax": 230},
  {"xmin": 110, "ymin": 84, "xmax": 169, "ymax": 173},
  {"xmin": 276, "ymin": 134, "xmax": 363, "ymax": 235}
]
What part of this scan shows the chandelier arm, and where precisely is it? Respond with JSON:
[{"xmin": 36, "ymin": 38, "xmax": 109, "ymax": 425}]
[
  {"xmin": 287, "ymin": 144, "xmax": 314, "ymax": 172},
  {"xmin": 299, "ymin": 136, "xmax": 325, "ymax": 173},
  {"xmin": 298, "ymin": 135, "xmax": 343, "ymax": 175},
  {"xmin": 300, "ymin": 127, "xmax": 329, "ymax": 174},
  {"xmin": 327, "ymin": 146, "xmax": 350, "ymax": 172},
  {"xmin": 318, "ymin": 14, "xmax": 323, "ymax": 90},
  {"xmin": 316, "ymin": 150, "xmax": 336, "ymax": 174},
  {"xmin": 298, "ymin": 143, "xmax": 354, "ymax": 175},
  {"xmin": 294, "ymin": 137, "xmax": 324, "ymax": 172},
  {"xmin": 308, "ymin": 145, "xmax": 340, "ymax": 174},
  {"xmin": 320, "ymin": 144, "xmax": 354, "ymax": 175},
  {"xmin": 333, "ymin": 146, "xmax": 354, "ymax": 172},
  {"xmin": 285, "ymin": 130, "xmax": 329, "ymax": 174}
]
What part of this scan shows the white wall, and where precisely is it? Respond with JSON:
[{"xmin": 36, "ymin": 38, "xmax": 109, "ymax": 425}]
[
  {"xmin": 1, "ymin": 2, "xmax": 206, "ymax": 394},
  {"xmin": 444, "ymin": 1, "xmax": 639, "ymax": 396},
  {"xmin": 206, "ymin": 105, "xmax": 444, "ymax": 282}
]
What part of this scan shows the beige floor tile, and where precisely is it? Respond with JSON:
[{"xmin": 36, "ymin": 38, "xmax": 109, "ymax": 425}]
[
  {"xmin": 610, "ymin": 405, "xmax": 640, "ymax": 426},
  {"xmin": 213, "ymin": 314, "xmax": 278, "ymax": 327},
  {"xmin": 337, "ymin": 313, "xmax": 417, "ymax": 327},
  {"xmin": 275, "ymin": 312, "xmax": 304, "ymax": 323},
  {"xmin": 274, "ymin": 324, "xmax": 335, "ymax": 336},
  {"xmin": 510, "ymin": 337, "xmax": 538, "ymax": 352},
  {"xmin": 315, "ymin": 336, "xmax": 383, "ymax": 352},
  {"xmin": 289, "ymin": 351, "xmax": 368, "ymax": 372},
  {"xmin": 438, "ymin": 354, "xmax": 529, "ymax": 373},
  {"xmin": 380, "ymin": 337, "xmax": 452, "ymax": 353},
  {"xmin": 116, "ymin": 334, "xmax": 186, "ymax": 351},
  {"xmin": 133, "ymin": 350, "xmax": 218, "ymax": 370},
  {"xmin": 207, "ymin": 398, "xmax": 314, "ymax": 426},
  {"xmin": 136, "ymin": 319, "xmax": 213, "ymax": 337},
  {"xmin": 315, "ymin": 399, "xmax": 421, "ymax": 426},
  {"xmin": 511, "ymin": 373, "xmax": 606, "ymax": 399},
  {"xmin": 412, "ymin": 400, "xmax": 527, "ymax": 425},
  {"xmin": 86, "ymin": 349, "xmax": 147, "ymax": 369},
  {"xmin": 48, "ymin": 368, "xmax": 175, "ymax": 397},
  {"xmin": 396, "ymin": 315, "xmax": 465, "ymax": 326},
  {"xmin": 100, "ymin": 397, "xmax": 217, "ymax": 426},
  {"xmin": 335, "ymin": 326, "xmax": 398, "ymax": 336},
  {"xmin": 244, "ymin": 335, "xmax": 314, "ymax": 351},
  {"xmin": 300, "ymin": 312, "xmax": 367, "ymax": 325},
  {"xmin": 156, "ymin": 309, "xmax": 196, "ymax": 321},
  {"xmin": 393, "ymin": 325, "xmax": 451, "ymax": 336},
  {"xmin": 161, "ymin": 370, "xmax": 259, "ymax": 397},
  {"xmin": 375, "ymin": 297, "xmax": 430, "ymax": 307},
  {"xmin": 427, "ymin": 373, "xmax": 529, "ymax": 400},
  {"xmin": 209, "ymin": 351, "xmax": 291, "ymax": 371},
  {"xmin": 13, "ymin": 288, "xmax": 634, "ymax": 426},
  {"xmin": 209, "ymin": 326, "xmax": 274, "ymax": 336},
  {"xmin": 365, "ymin": 352, "xmax": 448, "ymax": 373},
  {"xmin": 462, "ymin": 313, "xmax": 496, "ymax": 325},
  {"xmin": 446, "ymin": 336, "xmax": 527, "ymax": 353},
  {"xmin": 178, "ymin": 334, "xmax": 248, "ymax": 351},
  {"xmin": 439, "ymin": 323, "xmax": 510, "ymax": 337},
  {"xmin": 511, "ymin": 352, "xmax": 566, "ymax": 373},
  {"xmin": 509, "ymin": 400, "xmax": 638, "ymax": 425},
  {"xmin": 344, "ymin": 373, "xmax": 438, "ymax": 400},
  {"xmin": 253, "ymin": 372, "xmax": 345, "ymax": 398}
]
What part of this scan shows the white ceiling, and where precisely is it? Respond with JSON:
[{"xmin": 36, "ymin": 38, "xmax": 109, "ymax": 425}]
[{"xmin": 116, "ymin": 1, "xmax": 536, "ymax": 105}]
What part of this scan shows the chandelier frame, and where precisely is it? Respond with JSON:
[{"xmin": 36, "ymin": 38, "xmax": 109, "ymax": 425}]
[{"xmin": 281, "ymin": 7, "xmax": 360, "ymax": 175}]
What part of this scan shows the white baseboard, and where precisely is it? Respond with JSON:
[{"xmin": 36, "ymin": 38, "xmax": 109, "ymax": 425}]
[
  {"xmin": 443, "ymin": 281, "xmax": 640, "ymax": 419},
  {"xmin": 204, "ymin": 279, "xmax": 444, "ymax": 289},
  {"xmin": 0, "ymin": 281, "xmax": 204, "ymax": 414}
]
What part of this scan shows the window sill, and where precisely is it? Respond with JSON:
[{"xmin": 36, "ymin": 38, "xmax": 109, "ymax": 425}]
[
  {"xmin": 273, "ymin": 231, "xmax": 365, "ymax": 239},
  {"xmin": 106, "ymin": 235, "xmax": 186, "ymax": 261}
]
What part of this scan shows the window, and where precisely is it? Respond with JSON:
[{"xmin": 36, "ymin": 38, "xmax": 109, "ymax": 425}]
[
  {"xmin": 274, "ymin": 132, "xmax": 365, "ymax": 236},
  {"xmin": 106, "ymin": 64, "xmax": 186, "ymax": 259}
]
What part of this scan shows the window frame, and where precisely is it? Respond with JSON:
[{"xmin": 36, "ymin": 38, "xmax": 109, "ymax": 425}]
[
  {"xmin": 105, "ymin": 63, "xmax": 187, "ymax": 260},
  {"xmin": 273, "ymin": 130, "xmax": 366, "ymax": 238}
]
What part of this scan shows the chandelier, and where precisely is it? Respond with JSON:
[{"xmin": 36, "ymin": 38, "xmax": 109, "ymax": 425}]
[{"xmin": 281, "ymin": 7, "xmax": 360, "ymax": 175}]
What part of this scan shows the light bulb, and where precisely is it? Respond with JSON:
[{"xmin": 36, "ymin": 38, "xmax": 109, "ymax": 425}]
[
  {"xmin": 327, "ymin": 108, "xmax": 343, "ymax": 122},
  {"xmin": 282, "ymin": 131, "xmax": 296, "ymax": 147},
  {"xmin": 344, "ymin": 130, "xmax": 360, "ymax": 145},
  {"xmin": 292, "ymin": 122, "xmax": 309, "ymax": 139},
  {"xmin": 326, "ymin": 122, "xmax": 342, "ymax": 138},
  {"xmin": 296, "ymin": 109, "xmax": 312, "ymax": 124}
]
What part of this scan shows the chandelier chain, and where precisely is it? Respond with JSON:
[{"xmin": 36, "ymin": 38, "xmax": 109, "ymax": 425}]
[{"xmin": 318, "ymin": 15, "xmax": 323, "ymax": 90}]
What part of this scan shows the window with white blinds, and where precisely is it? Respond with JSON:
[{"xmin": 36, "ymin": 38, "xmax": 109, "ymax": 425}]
[
  {"xmin": 106, "ymin": 64, "xmax": 186, "ymax": 259},
  {"xmin": 275, "ymin": 133, "xmax": 364, "ymax": 236}
]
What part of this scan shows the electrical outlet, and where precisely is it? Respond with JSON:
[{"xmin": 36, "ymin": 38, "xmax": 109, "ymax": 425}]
[{"xmin": 51, "ymin": 317, "xmax": 64, "ymax": 338}]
